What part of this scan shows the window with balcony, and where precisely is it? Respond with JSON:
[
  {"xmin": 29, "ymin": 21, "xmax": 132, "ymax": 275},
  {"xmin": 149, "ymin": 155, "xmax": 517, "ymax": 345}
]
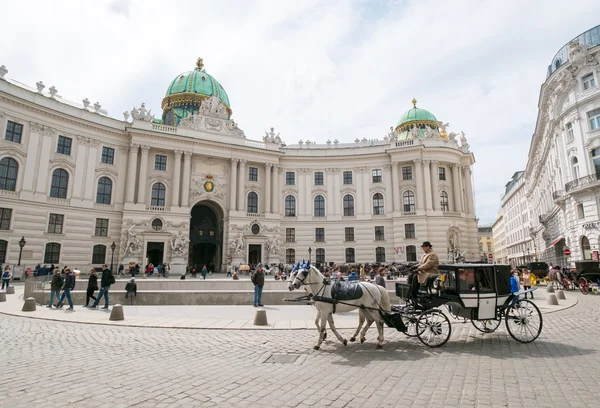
[
  {"xmin": 285, "ymin": 171, "xmax": 295, "ymax": 185},
  {"xmin": 4, "ymin": 121, "xmax": 23, "ymax": 143},
  {"xmin": 566, "ymin": 122, "xmax": 574, "ymax": 142},
  {"xmin": 314, "ymin": 195, "xmax": 325, "ymax": 217},
  {"xmin": 57, "ymin": 135, "xmax": 72, "ymax": 155},
  {"xmin": 286, "ymin": 248, "xmax": 295, "ymax": 264},
  {"xmin": 583, "ymin": 73, "xmax": 596, "ymax": 91},
  {"xmin": 0, "ymin": 208, "xmax": 12, "ymax": 230},
  {"xmin": 589, "ymin": 109, "xmax": 600, "ymax": 131},
  {"xmin": 286, "ymin": 228, "xmax": 295, "ymax": 242},
  {"xmin": 375, "ymin": 247, "xmax": 385, "ymax": 263},
  {"xmin": 95, "ymin": 218, "xmax": 109, "ymax": 236},
  {"xmin": 343, "ymin": 171, "xmax": 353, "ymax": 185},
  {"xmin": 403, "ymin": 191, "xmax": 415, "ymax": 212},
  {"xmin": 248, "ymin": 167, "xmax": 258, "ymax": 182},
  {"xmin": 402, "ymin": 166, "xmax": 412, "ymax": 180},
  {"xmin": 405, "ymin": 223, "xmax": 415, "ymax": 239},
  {"xmin": 372, "ymin": 193, "xmax": 384, "ymax": 215},
  {"xmin": 0, "ymin": 157, "xmax": 18, "ymax": 192},
  {"xmin": 247, "ymin": 192, "xmax": 258, "ymax": 213},
  {"xmin": 375, "ymin": 226, "xmax": 384, "ymax": 241},
  {"xmin": 372, "ymin": 169, "xmax": 382, "ymax": 183},
  {"xmin": 151, "ymin": 183, "xmax": 166, "ymax": 206},
  {"xmin": 343, "ymin": 195, "xmax": 354, "ymax": 216},
  {"xmin": 48, "ymin": 214, "xmax": 64, "ymax": 234},
  {"xmin": 284, "ymin": 195, "xmax": 296, "ymax": 217},
  {"xmin": 315, "ymin": 228, "xmax": 325, "ymax": 242},
  {"xmin": 314, "ymin": 172, "xmax": 324, "ymax": 185},
  {"xmin": 154, "ymin": 154, "xmax": 167, "ymax": 171},
  {"xmin": 345, "ymin": 248, "xmax": 355, "ymax": 263},
  {"xmin": 345, "ymin": 227, "xmax": 354, "ymax": 242}
]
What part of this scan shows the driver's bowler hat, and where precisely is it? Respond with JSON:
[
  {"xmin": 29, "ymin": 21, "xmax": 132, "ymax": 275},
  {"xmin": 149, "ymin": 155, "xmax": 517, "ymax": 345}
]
[{"xmin": 421, "ymin": 241, "xmax": 432, "ymax": 248}]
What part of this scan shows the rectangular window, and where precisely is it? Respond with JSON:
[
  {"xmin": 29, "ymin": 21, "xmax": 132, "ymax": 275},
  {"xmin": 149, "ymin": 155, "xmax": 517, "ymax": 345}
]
[
  {"xmin": 583, "ymin": 73, "xmax": 596, "ymax": 91},
  {"xmin": 343, "ymin": 171, "xmax": 353, "ymax": 185},
  {"xmin": 286, "ymin": 228, "xmax": 295, "ymax": 242},
  {"xmin": 95, "ymin": 218, "xmax": 109, "ymax": 237},
  {"xmin": 314, "ymin": 172, "xmax": 324, "ymax": 185},
  {"xmin": 0, "ymin": 208, "xmax": 12, "ymax": 230},
  {"xmin": 589, "ymin": 109, "xmax": 600, "ymax": 131},
  {"xmin": 487, "ymin": 243, "xmax": 492, "ymax": 253},
  {"xmin": 372, "ymin": 169, "xmax": 382, "ymax": 183},
  {"xmin": 566, "ymin": 122, "xmax": 574, "ymax": 142},
  {"xmin": 345, "ymin": 248, "xmax": 355, "ymax": 263},
  {"xmin": 56, "ymin": 135, "xmax": 72, "ymax": 155},
  {"xmin": 345, "ymin": 227, "xmax": 354, "ymax": 242},
  {"xmin": 4, "ymin": 120, "xmax": 23, "ymax": 143},
  {"xmin": 405, "ymin": 223, "xmax": 415, "ymax": 239},
  {"xmin": 315, "ymin": 228, "xmax": 325, "ymax": 242},
  {"xmin": 316, "ymin": 248, "xmax": 325, "ymax": 264},
  {"xmin": 376, "ymin": 247, "xmax": 386, "ymax": 263},
  {"xmin": 577, "ymin": 203, "xmax": 585, "ymax": 220},
  {"xmin": 248, "ymin": 167, "xmax": 258, "ymax": 182},
  {"xmin": 375, "ymin": 226, "xmax": 385, "ymax": 241},
  {"xmin": 154, "ymin": 154, "xmax": 167, "ymax": 171},
  {"xmin": 286, "ymin": 171, "xmax": 295, "ymax": 185},
  {"xmin": 101, "ymin": 147, "xmax": 115, "ymax": 164},
  {"xmin": 402, "ymin": 166, "xmax": 412, "ymax": 180},
  {"xmin": 44, "ymin": 243, "xmax": 61, "ymax": 264},
  {"xmin": 438, "ymin": 167, "xmax": 446, "ymax": 181},
  {"xmin": 48, "ymin": 214, "xmax": 64, "ymax": 234},
  {"xmin": 92, "ymin": 245, "xmax": 106, "ymax": 264}
]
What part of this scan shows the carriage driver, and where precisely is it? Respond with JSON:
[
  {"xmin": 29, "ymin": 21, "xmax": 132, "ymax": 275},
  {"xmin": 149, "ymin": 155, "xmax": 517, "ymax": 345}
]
[{"xmin": 410, "ymin": 241, "xmax": 440, "ymax": 298}]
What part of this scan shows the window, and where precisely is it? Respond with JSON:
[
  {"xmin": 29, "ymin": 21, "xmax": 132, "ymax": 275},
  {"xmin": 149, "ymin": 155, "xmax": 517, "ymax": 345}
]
[
  {"xmin": 251, "ymin": 224, "xmax": 260, "ymax": 235},
  {"xmin": 286, "ymin": 248, "xmax": 295, "ymax": 264},
  {"xmin": 589, "ymin": 109, "xmax": 600, "ymax": 131},
  {"xmin": 285, "ymin": 171, "xmax": 295, "ymax": 185},
  {"xmin": 247, "ymin": 192, "xmax": 258, "ymax": 213},
  {"xmin": 343, "ymin": 171, "xmax": 353, "ymax": 185},
  {"xmin": 406, "ymin": 245, "xmax": 417, "ymax": 262},
  {"xmin": 0, "ymin": 157, "xmax": 18, "ymax": 191},
  {"xmin": 583, "ymin": 73, "xmax": 596, "ymax": 91},
  {"xmin": 154, "ymin": 154, "xmax": 167, "ymax": 171},
  {"xmin": 440, "ymin": 191, "xmax": 449, "ymax": 211},
  {"xmin": 487, "ymin": 243, "xmax": 492, "ymax": 253},
  {"xmin": 57, "ymin": 135, "xmax": 72, "ymax": 155},
  {"xmin": 95, "ymin": 218, "xmax": 109, "ymax": 236},
  {"xmin": 582, "ymin": 236, "xmax": 591, "ymax": 260},
  {"xmin": 314, "ymin": 195, "xmax": 325, "ymax": 217},
  {"xmin": 47, "ymin": 213, "xmax": 64, "ymax": 234},
  {"xmin": 373, "ymin": 193, "xmax": 384, "ymax": 215},
  {"xmin": 248, "ymin": 167, "xmax": 258, "ymax": 182},
  {"xmin": 285, "ymin": 195, "xmax": 296, "ymax": 217},
  {"xmin": 315, "ymin": 228, "xmax": 325, "ymax": 242},
  {"xmin": 345, "ymin": 248, "xmax": 355, "ymax": 263},
  {"xmin": 96, "ymin": 177, "xmax": 112, "ymax": 205},
  {"xmin": 101, "ymin": 147, "xmax": 115, "ymax": 164},
  {"xmin": 92, "ymin": 245, "xmax": 106, "ymax": 264},
  {"xmin": 0, "ymin": 208, "xmax": 12, "ymax": 230},
  {"xmin": 151, "ymin": 219, "xmax": 163, "ymax": 231},
  {"xmin": 375, "ymin": 226, "xmax": 385, "ymax": 241},
  {"xmin": 0, "ymin": 240, "xmax": 6, "ymax": 264},
  {"xmin": 151, "ymin": 183, "xmax": 166, "ymax": 206},
  {"xmin": 314, "ymin": 172, "xmax": 324, "ymax": 185},
  {"xmin": 405, "ymin": 223, "xmax": 415, "ymax": 239},
  {"xmin": 4, "ymin": 121, "xmax": 23, "ymax": 143},
  {"xmin": 50, "ymin": 169, "xmax": 69, "ymax": 199},
  {"xmin": 402, "ymin": 166, "xmax": 412, "ymax": 180},
  {"xmin": 403, "ymin": 191, "xmax": 415, "ymax": 212},
  {"xmin": 372, "ymin": 169, "xmax": 382, "ymax": 183},
  {"xmin": 316, "ymin": 248, "xmax": 325, "ymax": 264},
  {"xmin": 343, "ymin": 195, "xmax": 354, "ymax": 216},
  {"xmin": 345, "ymin": 227, "xmax": 354, "ymax": 242},
  {"xmin": 44, "ymin": 243, "xmax": 61, "ymax": 264},
  {"xmin": 376, "ymin": 247, "xmax": 386, "ymax": 263},
  {"xmin": 286, "ymin": 228, "xmax": 295, "ymax": 242},
  {"xmin": 566, "ymin": 122, "xmax": 574, "ymax": 142},
  {"xmin": 577, "ymin": 203, "xmax": 585, "ymax": 219},
  {"xmin": 572, "ymin": 157, "xmax": 580, "ymax": 180},
  {"xmin": 439, "ymin": 167, "xmax": 446, "ymax": 181}
]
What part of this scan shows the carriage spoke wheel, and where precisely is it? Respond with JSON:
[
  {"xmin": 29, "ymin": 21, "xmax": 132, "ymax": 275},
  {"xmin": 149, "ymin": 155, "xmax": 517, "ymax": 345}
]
[
  {"xmin": 471, "ymin": 311, "xmax": 501, "ymax": 333},
  {"xmin": 504, "ymin": 299, "xmax": 543, "ymax": 343},
  {"xmin": 404, "ymin": 311, "xmax": 423, "ymax": 337},
  {"xmin": 579, "ymin": 278, "xmax": 590, "ymax": 295},
  {"xmin": 416, "ymin": 310, "xmax": 451, "ymax": 348}
]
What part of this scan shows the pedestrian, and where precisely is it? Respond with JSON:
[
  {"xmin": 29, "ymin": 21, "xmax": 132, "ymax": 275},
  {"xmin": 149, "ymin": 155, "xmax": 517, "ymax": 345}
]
[
  {"xmin": 48, "ymin": 269, "xmax": 63, "ymax": 308},
  {"xmin": 201, "ymin": 265, "xmax": 208, "ymax": 280},
  {"xmin": 375, "ymin": 268, "xmax": 386, "ymax": 288},
  {"xmin": 38, "ymin": 264, "xmax": 50, "ymax": 287},
  {"xmin": 1, "ymin": 265, "xmax": 11, "ymax": 290},
  {"xmin": 226, "ymin": 265, "xmax": 232, "ymax": 277},
  {"xmin": 125, "ymin": 277, "xmax": 137, "ymax": 305},
  {"xmin": 522, "ymin": 268, "xmax": 534, "ymax": 299},
  {"xmin": 118, "ymin": 263, "xmax": 125, "ymax": 277},
  {"xmin": 56, "ymin": 268, "xmax": 76, "ymax": 310},
  {"xmin": 348, "ymin": 271, "xmax": 359, "ymax": 281},
  {"xmin": 251, "ymin": 264, "xmax": 265, "ymax": 307},
  {"xmin": 89, "ymin": 264, "xmax": 115, "ymax": 309},
  {"xmin": 191, "ymin": 267, "xmax": 197, "ymax": 278},
  {"xmin": 84, "ymin": 268, "xmax": 98, "ymax": 307},
  {"xmin": 337, "ymin": 271, "xmax": 345, "ymax": 281}
]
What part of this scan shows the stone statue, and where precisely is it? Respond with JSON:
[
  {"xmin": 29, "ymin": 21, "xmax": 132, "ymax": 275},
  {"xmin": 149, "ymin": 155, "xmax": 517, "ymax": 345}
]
[
  {"xmin": 460, "ymin": 131, "xmax": 468, "ymax": 148},
  {"xmin": 568, "ymin": 39, "xmax": 586, "ymax": 66},
  {"xmin": 410, "ymin": 126, "xmax": 420, "ymax": 139},
  {"xmin": 448, "ymin": 132, "xmax": 457, "ymax": 141},
  {"xmin": 264, "ymin": 127, "xmax": 280, "ymax": 143},
  {"xmin": 424, "ymin": 126, "xmax": 435, "ymax": 139},
  {"xmin": 199, "ymin": 95, "xmax": 228, "ymax": 119},
  {"xmin": 448, "ymin": 230, "xmax": 459, "ymax": 252},
  {"xmin": 265, "ymin": 236, "xmax": 281, "ymax": 255},
  {"xmin": 387, "ymin": 126, "xmax": 396, "ymax": 141},
  {"xmin": 230, "ymin": 234, "xmax": 246, "ymax": 256},
  {"xmin": 170, "ymin": 230, "xmax": 190, "ymax": 256},
  {"xmin": 131, "ymin": 103, "xmax": 155, "ymax": 122},
  {"xmin": 124, "ymin": 225, "xmax": 142, "ymax": 256}
]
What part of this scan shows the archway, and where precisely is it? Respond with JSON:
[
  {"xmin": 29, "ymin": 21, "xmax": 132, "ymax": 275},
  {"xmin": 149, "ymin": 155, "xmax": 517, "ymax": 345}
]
[{"xmin": 190, "ymin": 201, "xmax": 223, "ymax": 272}]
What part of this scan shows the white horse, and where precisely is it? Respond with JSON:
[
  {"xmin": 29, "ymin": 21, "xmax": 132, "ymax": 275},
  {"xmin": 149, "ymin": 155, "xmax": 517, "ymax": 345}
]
[{"xmin": 289, "ymin": 264, "xmax": 391, "ymax": 349}]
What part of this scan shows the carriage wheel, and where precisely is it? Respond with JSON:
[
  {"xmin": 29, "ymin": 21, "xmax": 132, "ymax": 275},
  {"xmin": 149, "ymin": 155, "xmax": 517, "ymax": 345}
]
[
  {"xmin": 471, "ymin": 310, "xmax": 501, "ymax": 333},
  {"xmin": 562, "ymin": 277, "xmax": 571, "ymax": 291},
  {"xmin": 579, "ymin": 278, "xmax": 590, "ymax": 295},
  {"xmin": 416, "ymin": 310, "xmax": 452, "ymax": 348},
  {"xmin": 404, "ymin": 310, "xmax": 424, "ymax": 337},
  {"xmin": 504, "ymin": 299, "xmax": 543, "ymax": 343}
]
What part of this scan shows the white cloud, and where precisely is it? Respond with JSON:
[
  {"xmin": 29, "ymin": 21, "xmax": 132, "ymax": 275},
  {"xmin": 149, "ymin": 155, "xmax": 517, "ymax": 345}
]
[{"xmin": 1, "ymin": 0, "xmax": 598, "ymax": 224}]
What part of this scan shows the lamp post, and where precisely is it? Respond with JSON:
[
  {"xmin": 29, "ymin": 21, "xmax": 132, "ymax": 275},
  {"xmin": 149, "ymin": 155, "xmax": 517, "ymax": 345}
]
[
  {"xmin": 308, "ymin": 247, "xmax": 312, "ymax": 263},
  {"xmin": 18, "ymin": 236, "xmax": 26, "ymax": 266},
  {"xmin": 110, "ymin": 241, "xmax": 116, "ymax": 273}
]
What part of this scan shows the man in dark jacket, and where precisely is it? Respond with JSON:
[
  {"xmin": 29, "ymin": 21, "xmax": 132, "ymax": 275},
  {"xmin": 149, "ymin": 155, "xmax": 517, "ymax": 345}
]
[
  {"xmin": 84, "ymin": 269, "xmax": 99, "ymax": 307},
  {"xmin": 251, "ymin": 264, "xmax": 265, "ymax": 307},
  {"xmin": 90, "ymin": 264, "xmax": 114, "ymax": 309},
  {"xmin": 56, "ymin": 268, "xmax": 76, "ymax": 310}
]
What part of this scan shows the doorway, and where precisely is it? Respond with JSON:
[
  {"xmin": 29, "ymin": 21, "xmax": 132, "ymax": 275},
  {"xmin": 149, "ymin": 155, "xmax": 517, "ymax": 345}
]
[
  {"xmin": 248, "ymin": 244, "xmax": 262, "ymax": 265},
  {"xmin": 190, "ymin": 201, "xmax": 223, "ymax": 272},
  {"xmin": 191, "ymin": 242, "xmax": 218, "ymax": 271},
  {"xmin": 147, "ymin": 242, "xmax": 164, "ymax": 266}
]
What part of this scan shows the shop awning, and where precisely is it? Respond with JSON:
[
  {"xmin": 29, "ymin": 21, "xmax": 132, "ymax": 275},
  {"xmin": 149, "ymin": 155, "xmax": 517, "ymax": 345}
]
[{"xmin": 545, "ymin": 236, "xmax": 564, "ymax": 251}]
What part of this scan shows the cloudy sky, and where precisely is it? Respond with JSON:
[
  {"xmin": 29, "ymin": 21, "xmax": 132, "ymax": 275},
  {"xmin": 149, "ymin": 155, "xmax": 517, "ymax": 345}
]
[{"xmin": 1, "ymin": 0, "xmax": 598, "ymax": 224}]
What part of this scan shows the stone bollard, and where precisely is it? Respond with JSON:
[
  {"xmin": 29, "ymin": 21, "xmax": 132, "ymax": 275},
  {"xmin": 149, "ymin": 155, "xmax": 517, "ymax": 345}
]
[
  {"xmin": 546, "ymin": 285, "xmax": 555, "ymax": 293},
  {"xmin": 22, "ymin": 297, "xmax": 37, "ymax": 312},
  {"xmin": 547, "ymin": 294, "xmax": 559, "ymax": 306},
  {"xmin": 253, "ymin": 309, "xmax": 269, "ymax": 326},
  {"xmin": 0, "ymin": 292, "xmax": 6, "ymax": 302},
  {"xmin": 109, "ymin": 304, "xmax": 124, "ymax": 321},
  {"xmin": 556, "ymin": 290, "xmax": 566, "ymax": 300},
  {"xmin": 5, "ymin": 286, "xmax": 15, "ymax": 294}
]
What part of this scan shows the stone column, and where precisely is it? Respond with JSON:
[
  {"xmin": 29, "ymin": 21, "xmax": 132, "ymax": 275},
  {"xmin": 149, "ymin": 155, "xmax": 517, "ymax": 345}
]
[
  {"xmin": 431, "ymin": 160, "xmax": 439, "ymax": 210},
  {"xmin": 181, "ymin": 151, "xmax": 192, "ymax": 207},
  {"xmin": 383, "ymin": 164, "xmax": 394, "ymax": 213},
  {"xmin": 230, "ymin": 159, "xmax": 238, "ymax": 212},
  {"xmin": 326, "ymin": 169, "xmax": 335, "ymax": 216},
  {"xmin": 414, "ymin": 159, "xmax": 425, "ymax": 211},
  {"xmin": 136, "ymin": 145, "xmax": 150, "ymax": 204},
  {"xmin": 464, "ymin": 165, "xmax": 475, "ymax": 214},
  {"xmin": 265, "ymin": 163, "xmax": 272, "ymax": 214},
  {"xmin": 273, "ymin": 166, "xmax": 281, "ymax": 214},
  {"xmin": 451, "ymin": 164, "xmax": 462, "ymax": 212},
  {"xmin": 172, "ymin": 150, "xmax": 183, "ymax": 207},
  {"xmin": 125, "ymin": 144, "xmax": 139, "ymax": 203},
  {"xmin": 237, "ymin": 159, "xmax": 246, "ymax": 212},
  {"xmin": 391, "ymin": 163, "xmax": 400, "ymax": 212}
]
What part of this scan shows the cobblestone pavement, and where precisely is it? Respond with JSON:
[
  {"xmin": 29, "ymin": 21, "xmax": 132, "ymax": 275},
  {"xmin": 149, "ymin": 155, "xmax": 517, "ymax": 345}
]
[{"xmin": 1, "ymin": 292, "xmax": 598, "ymax": 408}]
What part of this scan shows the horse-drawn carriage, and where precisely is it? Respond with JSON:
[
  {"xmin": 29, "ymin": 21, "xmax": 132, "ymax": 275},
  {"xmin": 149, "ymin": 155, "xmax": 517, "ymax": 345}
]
[{"xmin": 556, "ymin": 261, "xmax": 600, "ymax": 294}]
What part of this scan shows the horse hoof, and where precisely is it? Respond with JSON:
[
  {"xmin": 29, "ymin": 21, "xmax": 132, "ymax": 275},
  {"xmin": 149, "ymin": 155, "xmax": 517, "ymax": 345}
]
[
  {"xmin": 376, "ymin": 344, "xmax": 383, "ymax": 350},
  {"xmin": 349, "ymin": 337, "xmax": 356, "ymax": 342},
  {"xmin": 313, "ymin": 345, "xmax": 320, "ymax": 350},
  {"xmin": 343, "ymin": 339, "xmax": 348, "ymax": 346},
  {"xmin": 360, "ymin": 338, "xmax": 365, "ymax": 344},
  {"xmin": 323, "ymin": 332, "xmax": 327, "ymax": 340}
]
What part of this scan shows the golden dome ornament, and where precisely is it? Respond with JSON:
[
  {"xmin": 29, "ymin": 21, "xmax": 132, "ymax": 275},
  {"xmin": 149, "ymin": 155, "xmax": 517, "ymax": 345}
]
[{"xmin": 204, "ymin": 180, "xmax": 214, "ymax": 192}]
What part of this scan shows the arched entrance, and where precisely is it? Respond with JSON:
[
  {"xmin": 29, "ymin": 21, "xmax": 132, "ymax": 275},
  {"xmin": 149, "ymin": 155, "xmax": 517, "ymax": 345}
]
[{"xmin": 190, "ymin": 201, "xmax": 223, "ymax": 272}]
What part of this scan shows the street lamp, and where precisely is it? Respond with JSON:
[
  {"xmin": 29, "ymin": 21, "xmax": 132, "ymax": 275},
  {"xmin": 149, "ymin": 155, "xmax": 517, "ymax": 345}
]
[
  {"xmin": 308, "ymin": 247, "xmax": 312, "ymax": 263},
  {"xmin": 17, "ymin": 236, "xmax": 26, "ymax": 266},
  {"xmin": 110, "ymin": 241, "xmax": 116, "ymax": 273}
]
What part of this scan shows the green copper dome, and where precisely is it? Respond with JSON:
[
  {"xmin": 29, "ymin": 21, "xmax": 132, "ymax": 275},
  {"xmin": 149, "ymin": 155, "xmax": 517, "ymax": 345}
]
[{"xmin": 395, "ymin": 99, "xmax": 438, "ymax": 132}]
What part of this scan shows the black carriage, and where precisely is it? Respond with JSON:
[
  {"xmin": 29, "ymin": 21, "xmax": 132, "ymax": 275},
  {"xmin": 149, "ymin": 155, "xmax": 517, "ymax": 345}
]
[
  {"xmin": 382, "ymin": 264, "xmax": 543, "ymax": 348},
  {"xmin": 527, "ymin": 262, "xmax": 549, "ymax": 281},
  {"xmin": 574, "ymin": 261, "xmax": 600, "ymax": 294}
]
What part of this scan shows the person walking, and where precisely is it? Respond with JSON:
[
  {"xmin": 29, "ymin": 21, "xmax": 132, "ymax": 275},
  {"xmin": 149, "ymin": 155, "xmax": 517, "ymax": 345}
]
[
  {"xmin": 375, "ymin": 268, "xmax": 386, "ymax": 288},
  {"xmin": 522, "ymin": 268, "xmax": 534, "ymax": 299},
  {"xmin": 251, "ymin": 265, "xmax": 265, "ymax": 307},
  {"xmin": 56, "ymin": 268, "xmax": 76, "ymax": 310},
  {"xmin": 48, "ymin": 269, "xmax": 63, "ymax": 308},
  {"xmin": 201, "ymin": 265, "xmax": 208, "ymax": 280},
  {"xmin": 1, "ymin": 265, "xmax": 11, "ymax": 290},
  {"xmin": 84, "ymin": 268, "xmax": 99, "ymax": 307},
  {"xmin": 118, "ymin": 264, "xmax": 125, "ymax": 278},
  {"xmin": 125, "ymin": 277, "xmax": 137, "ymax": 305},
  {"xmin": 90, "ymin": 264, "xmax": 115, "ymax": 309}
]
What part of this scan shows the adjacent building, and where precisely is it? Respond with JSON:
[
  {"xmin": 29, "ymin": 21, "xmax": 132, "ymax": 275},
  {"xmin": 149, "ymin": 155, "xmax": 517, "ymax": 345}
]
[{"xmin": 477, "ymin": 225, "xmax": 495, "ymax": 263}]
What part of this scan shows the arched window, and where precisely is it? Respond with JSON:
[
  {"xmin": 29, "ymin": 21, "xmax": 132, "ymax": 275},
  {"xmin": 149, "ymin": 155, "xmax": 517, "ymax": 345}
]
[
  {"xmin": 92, "ymin": 244, "xmax": 106, "ymax": 264},
  {"xmin": 581, "ymin": 236, "xmax": 591, "ymax": 260},
  {"xmin": 0, "ymin": 157, "xmax": 18, "ymax": 191},
  {"xmin": 375, "ymin": 247, "xmax": 386, "ymax": 263},
  {"xmin": 554, "ymin": 59, "xmax": 561, "ymax": 70},
  {"xmin": 403, "ymin": 191, "xmax": 415, "ymax": 213},
  {"xmin": 345, "ymin": 248, "xmax": 355, "ymax": 263},
  {"xmin": 406, "ymin": 245, "xmax": 417, "ymax": 262},
  {"xmin": 440, "ymin": 191, "xmax": 449, "ymax": 211},
  {"xmin": 372, "ymin": 193, "xmax": 384, "ymax": 215},
  {"xmin": 343, "ymin": 195, "xmax": 354, "ymax": 216},
  {"xmin": 285, "ymin": 195, "xmax": 296, "ymax": 217},
  {"xmin": 572, "ymin": 157, "xmax": 580, "ymax": 180},
  {"xmin": 151, "ymin": 183, "xmax": 166, "ymax": 206},
  {"xmin": 314, "ymin": 195, "xmax": 325, "ymax": 217},
  {"xmin": 316, "ymin": 248, "xmax": 325, "ymax": 265},
  {"xmin": 286, "ymin": 248, "xmax": 295, "ymax": 264},
  {"xmin": 0, "ymin": 240, "xmax": 7, "ymax": 264},
  {"xmin": 247, "ymin": 192, "xmax": 258, "ymax": 213},
  {"xmin": 96, "ymin": 177, "xmax": 112, "ymax": 204},
  {"xmin": 44, "ymin": 242, "xmax": 61, "ymax": 264},
  {"xmin": 50, "ymin": 169, "xmax": 69, "ymax": 198}
]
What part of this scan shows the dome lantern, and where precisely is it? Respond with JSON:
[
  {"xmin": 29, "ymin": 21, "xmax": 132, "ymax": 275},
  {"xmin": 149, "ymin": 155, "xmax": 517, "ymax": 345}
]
[{"xmin": 394, "ymin": 99, "xmax": 439, "ymax": 140}]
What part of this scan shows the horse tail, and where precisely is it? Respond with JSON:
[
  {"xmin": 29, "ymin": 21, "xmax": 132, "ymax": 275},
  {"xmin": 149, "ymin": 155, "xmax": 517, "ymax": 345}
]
[{"xmin": 379, "ymin": 285, "xmax": 391, "ymax": 311}]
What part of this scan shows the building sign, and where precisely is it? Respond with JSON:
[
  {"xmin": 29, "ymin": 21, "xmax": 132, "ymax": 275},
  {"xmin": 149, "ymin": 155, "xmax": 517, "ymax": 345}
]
[{"xmin": 583, "ymin": 222, "xmax": 600, "ymax": 229}]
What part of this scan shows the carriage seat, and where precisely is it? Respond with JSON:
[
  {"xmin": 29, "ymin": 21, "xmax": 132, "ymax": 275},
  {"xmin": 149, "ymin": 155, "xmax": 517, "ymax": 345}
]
[
  {"xmin": 425, "ymin": 274, "xmax": 441, "ymax": 290},
  {"xmin": 331, "ymin": 281, "xmax": 364, "ymax": 301}
]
